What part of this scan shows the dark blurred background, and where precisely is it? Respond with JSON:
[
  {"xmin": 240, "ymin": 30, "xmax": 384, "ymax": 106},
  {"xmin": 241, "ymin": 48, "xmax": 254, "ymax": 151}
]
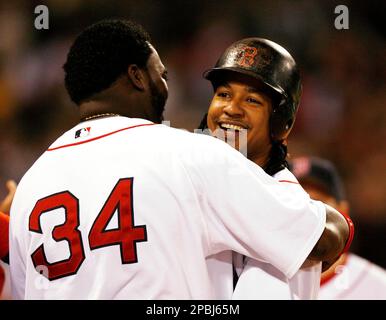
[{"xmin": 0, "ymin": 0, "xmax": 385, "ymax": 267}]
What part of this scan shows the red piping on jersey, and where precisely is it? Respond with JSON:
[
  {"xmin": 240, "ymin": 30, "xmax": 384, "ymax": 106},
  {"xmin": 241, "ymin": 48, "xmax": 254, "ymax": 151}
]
[
  {"xmin": 47, "ymin": 123, "xmax": 155, "ymax": 151},
  {"xmin": 278, "ymin": 180, "xmax": 299, "ymax": 185}
]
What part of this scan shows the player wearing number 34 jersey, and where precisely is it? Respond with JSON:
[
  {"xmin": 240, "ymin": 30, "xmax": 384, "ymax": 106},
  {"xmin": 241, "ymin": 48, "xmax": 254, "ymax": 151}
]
[
  {"xmin": 10, "ymin": 116, "xmax": 328, "ymax": 299},
  {"xmin": 9, "ymin": 19, "xmax": 350, "ymax": 299}
]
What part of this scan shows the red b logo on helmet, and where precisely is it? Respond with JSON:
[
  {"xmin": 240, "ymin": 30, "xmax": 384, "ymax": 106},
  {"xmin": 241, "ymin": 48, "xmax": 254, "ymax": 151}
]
[{"xmin": 237, "ymin": 46, "xmax": 258, "ymax": 67}]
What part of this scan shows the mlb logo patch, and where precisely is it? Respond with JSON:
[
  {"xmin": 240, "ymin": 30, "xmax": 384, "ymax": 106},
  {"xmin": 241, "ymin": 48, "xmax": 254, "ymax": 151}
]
[{"xmin": 75, "ymin": 127, "xmax": 91, "ymax": 139}]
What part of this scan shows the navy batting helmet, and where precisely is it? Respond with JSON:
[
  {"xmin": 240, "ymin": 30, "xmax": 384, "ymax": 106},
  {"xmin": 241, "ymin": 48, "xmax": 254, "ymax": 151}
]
[{"xmin": 203, "ymin": 38, "xmax": 302, "ymax": 141}]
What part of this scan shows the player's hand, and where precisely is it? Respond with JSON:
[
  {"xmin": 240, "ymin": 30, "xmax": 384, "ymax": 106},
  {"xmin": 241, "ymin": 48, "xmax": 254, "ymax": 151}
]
[{"xmin": 0, "ymin": 180, "xmax": 17, "ymax": 215}]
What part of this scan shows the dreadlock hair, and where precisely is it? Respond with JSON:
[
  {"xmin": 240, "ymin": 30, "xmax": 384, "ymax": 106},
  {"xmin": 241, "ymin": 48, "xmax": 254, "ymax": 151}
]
[
  {"xmin": 63, "ymin": 19, "xmax": 152, "ymax": 105},
  {"xmin": 263, "ymin": 140, "xmax": 288, "ymax": 176},
  {"xmin": 197, "ymin": 113, "xmax": 209, "ymax": 131}
]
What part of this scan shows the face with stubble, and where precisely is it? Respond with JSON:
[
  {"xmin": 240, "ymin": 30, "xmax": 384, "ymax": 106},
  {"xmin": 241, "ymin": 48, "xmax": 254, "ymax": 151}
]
[{"xmin": 144, "ymin": 45, "xmax": 169, "ymax": 122}]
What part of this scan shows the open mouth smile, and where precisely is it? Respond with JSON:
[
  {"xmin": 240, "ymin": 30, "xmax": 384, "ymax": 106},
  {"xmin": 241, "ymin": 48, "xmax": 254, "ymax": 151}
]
[{"xmin": 218, "ymin": 122, "xmax": 248, "ymax": 131}]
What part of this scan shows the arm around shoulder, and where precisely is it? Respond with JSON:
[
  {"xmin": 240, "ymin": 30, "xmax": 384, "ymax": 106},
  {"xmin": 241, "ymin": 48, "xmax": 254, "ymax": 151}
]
[{"xmin": 306, "ymin": 204, "xmax": 354, "ymax": 271}]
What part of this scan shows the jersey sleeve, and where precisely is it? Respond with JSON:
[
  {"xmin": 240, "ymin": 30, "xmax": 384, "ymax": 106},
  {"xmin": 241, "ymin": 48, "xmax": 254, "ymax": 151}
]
[
  {"xmin": 0, "ymin": 212, "xmax": 9, "ymax": 260},
  {"xmin": 185, "ymin": 136, "xmax": 326, "ymax": 279}
]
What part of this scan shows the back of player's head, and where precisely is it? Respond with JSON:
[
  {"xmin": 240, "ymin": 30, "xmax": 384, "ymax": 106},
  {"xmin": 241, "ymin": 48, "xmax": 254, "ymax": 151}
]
[
  {"xmin": 289, "ymin": 157, "xmax": 346, "ymax": 202},
  {"xmin": 63, "ymin": 19, "xmax": 152, "ymax": 105}
]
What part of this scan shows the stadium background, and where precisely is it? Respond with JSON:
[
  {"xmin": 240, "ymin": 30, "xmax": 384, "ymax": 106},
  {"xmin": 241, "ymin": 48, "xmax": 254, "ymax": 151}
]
[{"xmin": 0, "ymin": 0, "xmax": 385, "ymax": 268}]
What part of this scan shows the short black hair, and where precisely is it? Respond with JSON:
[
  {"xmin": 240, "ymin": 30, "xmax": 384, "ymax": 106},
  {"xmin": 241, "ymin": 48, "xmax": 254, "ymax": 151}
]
[{"xmin": 63, "ymin": 19, "xmax": 152, "ymax": 105}]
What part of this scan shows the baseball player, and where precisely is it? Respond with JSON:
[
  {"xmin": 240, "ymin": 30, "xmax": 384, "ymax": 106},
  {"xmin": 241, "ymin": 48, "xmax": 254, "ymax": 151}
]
[
  {"xmin": 0, "ymin": 211, "xmax": 9, "ymax": 299},
  {"xmin": 10, "ymin": 19, "xmax": 350, "ymax": 299},
  {"xmin": 198, "ymin": 38, "xmax": 354, "ymax": 299},
  {"xmin": 0, "ymin": 211, "xmax": 9, "ymax": 262},
  {"xmin": 0, "ymin": 180, "xmax": 16, "ymax": 299},
  {"xmin": 0, "ymin": 257, "xmax": 11, "ymax": 300},
  {"xmin": 290, "ymin": 156, "xmax": 386, "ymax": 300}
]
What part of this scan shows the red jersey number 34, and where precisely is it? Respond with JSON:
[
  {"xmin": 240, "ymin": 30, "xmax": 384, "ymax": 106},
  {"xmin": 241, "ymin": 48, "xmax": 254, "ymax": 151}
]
[{"xmin": 28, "ymin": 178, "xmax": 147, "ymax": 281}]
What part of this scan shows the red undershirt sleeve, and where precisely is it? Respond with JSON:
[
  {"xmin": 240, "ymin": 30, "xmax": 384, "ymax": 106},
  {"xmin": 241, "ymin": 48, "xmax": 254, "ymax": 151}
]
[{"xmin": 0, "ymin": 212, "xmax": 10, "ymax": 260}]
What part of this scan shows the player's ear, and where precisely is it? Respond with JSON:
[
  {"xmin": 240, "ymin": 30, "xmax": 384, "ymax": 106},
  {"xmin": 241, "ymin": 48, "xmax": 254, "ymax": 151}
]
[{"xmin": 127, "ymin": 65, "xmax": 146, "ymax": 91}]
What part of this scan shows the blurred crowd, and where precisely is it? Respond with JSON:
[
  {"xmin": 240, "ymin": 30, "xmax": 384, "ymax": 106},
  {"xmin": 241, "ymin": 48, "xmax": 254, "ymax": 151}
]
[{"xmin": 0, "ymin": 0, "xmax": 385, "ymax": 267}]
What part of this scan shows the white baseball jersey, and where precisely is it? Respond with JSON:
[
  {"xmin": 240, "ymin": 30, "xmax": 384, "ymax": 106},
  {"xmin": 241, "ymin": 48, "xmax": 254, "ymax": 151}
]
[
  {"xmin": 10, "ymin": 116, "xmax": 326, "ymax": 299},
  {"xmin": 231, "ymin": 168, "xmax": 322, "ymax": 300},
  {"xmin": 319, "ymin": 253, "xmax": 386, "ymax": 299}
]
